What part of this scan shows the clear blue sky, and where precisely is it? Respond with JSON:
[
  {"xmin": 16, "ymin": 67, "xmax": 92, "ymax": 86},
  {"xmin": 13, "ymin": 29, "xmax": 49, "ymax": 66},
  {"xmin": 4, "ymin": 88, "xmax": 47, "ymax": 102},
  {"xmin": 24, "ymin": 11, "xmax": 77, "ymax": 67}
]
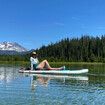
[{"xmin": 0, "ymin": 0, "xmax": 105, "ymax": 50}]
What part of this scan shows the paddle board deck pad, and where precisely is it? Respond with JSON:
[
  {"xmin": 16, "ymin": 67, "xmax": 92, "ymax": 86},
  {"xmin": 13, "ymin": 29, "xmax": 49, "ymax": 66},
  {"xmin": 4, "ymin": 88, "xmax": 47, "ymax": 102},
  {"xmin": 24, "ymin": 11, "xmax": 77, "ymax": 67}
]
[{"xmin": 19, "ymin": 69, "xmax": 88, "ymax": 75}]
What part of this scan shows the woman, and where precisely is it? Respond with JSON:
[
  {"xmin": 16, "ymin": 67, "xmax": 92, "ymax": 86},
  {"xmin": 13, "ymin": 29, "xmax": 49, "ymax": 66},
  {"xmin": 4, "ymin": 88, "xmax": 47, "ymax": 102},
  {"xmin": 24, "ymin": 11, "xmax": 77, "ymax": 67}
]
[{"xmin": 30, "ymin": 52, "xmax": 65, "ymax": 70}]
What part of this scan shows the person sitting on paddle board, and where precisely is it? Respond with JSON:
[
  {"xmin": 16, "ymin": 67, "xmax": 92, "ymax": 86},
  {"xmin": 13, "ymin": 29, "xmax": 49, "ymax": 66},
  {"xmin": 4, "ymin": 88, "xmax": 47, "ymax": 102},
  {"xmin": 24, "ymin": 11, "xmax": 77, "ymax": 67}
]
[{"xmin": 30, "ymin": 52, "xmax": 65, "ymax": 70}]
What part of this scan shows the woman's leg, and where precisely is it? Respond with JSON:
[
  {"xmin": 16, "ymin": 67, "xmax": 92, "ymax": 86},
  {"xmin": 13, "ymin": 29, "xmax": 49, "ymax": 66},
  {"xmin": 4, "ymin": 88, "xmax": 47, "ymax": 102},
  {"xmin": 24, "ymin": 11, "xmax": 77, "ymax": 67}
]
[
  {"xmin": 36, "ymin": 60, "xmax": 51, "ymax": 69},
  {"xmin": 37, "ymin": 60, "xmax": 65, "ymax": 70}
]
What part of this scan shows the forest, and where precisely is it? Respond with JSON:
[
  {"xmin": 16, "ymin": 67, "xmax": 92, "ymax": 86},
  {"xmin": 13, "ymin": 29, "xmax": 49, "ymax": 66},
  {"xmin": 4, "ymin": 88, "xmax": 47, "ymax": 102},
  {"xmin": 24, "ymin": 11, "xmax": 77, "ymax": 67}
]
[{"xmin": 1, "ymin": 35, "xmax": 105, "ymax": 63}]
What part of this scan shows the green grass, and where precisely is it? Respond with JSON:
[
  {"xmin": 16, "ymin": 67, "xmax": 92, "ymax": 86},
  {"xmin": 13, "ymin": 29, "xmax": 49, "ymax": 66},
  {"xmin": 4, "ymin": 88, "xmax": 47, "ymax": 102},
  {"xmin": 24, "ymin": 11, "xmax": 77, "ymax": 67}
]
[{"xmin": 49, "ymin": 62, "xmax": 105, "ymax": 65}]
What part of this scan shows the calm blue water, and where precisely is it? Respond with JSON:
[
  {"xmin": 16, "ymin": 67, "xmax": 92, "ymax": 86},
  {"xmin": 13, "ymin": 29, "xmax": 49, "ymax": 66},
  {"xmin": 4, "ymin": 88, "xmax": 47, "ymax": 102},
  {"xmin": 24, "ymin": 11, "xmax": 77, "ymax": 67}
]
[{"xmin": 0, "ymin": 65, "xmax": 105, "ymax": 105}]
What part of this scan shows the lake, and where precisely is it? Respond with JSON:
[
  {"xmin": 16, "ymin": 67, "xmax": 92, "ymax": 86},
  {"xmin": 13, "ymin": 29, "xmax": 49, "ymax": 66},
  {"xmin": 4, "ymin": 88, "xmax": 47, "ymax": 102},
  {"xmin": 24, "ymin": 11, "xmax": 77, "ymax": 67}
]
[{"xmin": 0, "ymin": 64, "xmax": 105, "ymax": 105}]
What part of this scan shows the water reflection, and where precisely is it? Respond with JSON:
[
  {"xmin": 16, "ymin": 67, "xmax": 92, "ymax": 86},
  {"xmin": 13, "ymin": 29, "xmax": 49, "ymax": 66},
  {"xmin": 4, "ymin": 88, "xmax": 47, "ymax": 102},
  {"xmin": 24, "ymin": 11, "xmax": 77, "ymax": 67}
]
[
  {"xmin": 0, "ymin": 66, "xmax": 18, "ymax": 84},
  {"xmin": 27, "ymin": 74, "xmax": 89, "ymax": 91},
  {"xmin": 31, "ymin": 75, "xmax": 50, "ymax": 90}
]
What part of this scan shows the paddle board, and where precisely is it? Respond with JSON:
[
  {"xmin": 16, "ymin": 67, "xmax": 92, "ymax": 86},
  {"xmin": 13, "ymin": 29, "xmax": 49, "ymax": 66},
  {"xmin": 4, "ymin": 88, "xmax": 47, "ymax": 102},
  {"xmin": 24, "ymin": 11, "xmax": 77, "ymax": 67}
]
[{"xmin": 19, "ymin": 69, "xmax": 88, "ymax": 75}]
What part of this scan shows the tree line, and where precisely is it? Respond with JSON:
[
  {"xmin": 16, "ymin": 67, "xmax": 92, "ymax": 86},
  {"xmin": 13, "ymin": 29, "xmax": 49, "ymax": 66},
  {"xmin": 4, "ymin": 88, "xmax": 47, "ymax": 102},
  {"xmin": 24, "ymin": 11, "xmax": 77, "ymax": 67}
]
[
  {"xmin": 0, "ymin": 54, "xmax": 29, "ymax": 62},
  {"xmin": 36, "ymin": 35, "xmax": 105, "ymax": 62},
  {"xmin": 1, "ymin": 35, "xmax": 105, "ymax": 62}
]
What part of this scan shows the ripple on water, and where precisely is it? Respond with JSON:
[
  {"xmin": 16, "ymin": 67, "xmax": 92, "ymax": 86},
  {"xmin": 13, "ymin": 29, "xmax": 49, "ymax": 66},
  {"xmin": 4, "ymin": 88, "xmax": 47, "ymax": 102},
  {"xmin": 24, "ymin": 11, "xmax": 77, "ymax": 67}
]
[{"xmin": 0, "ymin": 66, "xmax": 105, "ymax": 105}]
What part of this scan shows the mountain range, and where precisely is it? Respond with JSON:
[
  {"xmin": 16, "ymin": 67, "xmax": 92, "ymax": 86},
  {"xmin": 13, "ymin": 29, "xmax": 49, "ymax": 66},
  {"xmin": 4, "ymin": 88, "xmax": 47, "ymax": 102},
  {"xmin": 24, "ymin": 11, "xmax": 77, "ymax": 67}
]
[{"xmin": 0, "ymin": 42, "xmax": 29, "ymax": 55}]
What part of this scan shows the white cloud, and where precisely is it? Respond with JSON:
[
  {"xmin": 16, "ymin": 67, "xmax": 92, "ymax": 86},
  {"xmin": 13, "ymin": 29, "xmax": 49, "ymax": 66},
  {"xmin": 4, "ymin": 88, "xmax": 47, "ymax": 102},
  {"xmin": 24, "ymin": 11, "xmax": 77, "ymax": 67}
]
[{"xmin": 54, "ymin": 22, "xmax": 64, "ymax": 26}]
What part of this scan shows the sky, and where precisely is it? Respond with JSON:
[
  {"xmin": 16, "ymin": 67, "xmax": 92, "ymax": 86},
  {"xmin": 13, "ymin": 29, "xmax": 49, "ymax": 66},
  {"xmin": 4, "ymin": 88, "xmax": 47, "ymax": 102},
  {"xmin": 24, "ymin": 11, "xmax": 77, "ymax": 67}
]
[{"xmin": 0, "ymin": 0, "xmax": 105, "ymax": 50}]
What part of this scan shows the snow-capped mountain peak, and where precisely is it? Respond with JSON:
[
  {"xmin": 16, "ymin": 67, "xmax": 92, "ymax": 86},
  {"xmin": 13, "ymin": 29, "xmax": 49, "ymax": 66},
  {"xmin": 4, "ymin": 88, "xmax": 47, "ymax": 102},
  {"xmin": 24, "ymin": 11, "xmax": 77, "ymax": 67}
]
[{"xmin": 0, "ymin": 42, "xmax": 27, "ymax": 52}]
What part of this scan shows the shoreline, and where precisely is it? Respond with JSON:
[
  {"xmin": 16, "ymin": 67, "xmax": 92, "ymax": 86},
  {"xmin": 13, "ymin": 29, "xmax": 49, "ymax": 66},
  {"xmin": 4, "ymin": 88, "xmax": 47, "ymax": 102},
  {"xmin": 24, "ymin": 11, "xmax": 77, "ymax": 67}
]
[{"xmin": 0, "ymin": 61, "xmax": 105, "ymax": 65}]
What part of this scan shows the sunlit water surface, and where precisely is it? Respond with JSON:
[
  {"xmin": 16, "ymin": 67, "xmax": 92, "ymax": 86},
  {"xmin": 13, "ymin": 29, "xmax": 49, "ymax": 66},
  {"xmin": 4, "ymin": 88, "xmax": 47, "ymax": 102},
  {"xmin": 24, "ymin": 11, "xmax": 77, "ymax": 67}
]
[{"xmin": 0, "ymin": 64, "xmax": 105, "ymax": 105}]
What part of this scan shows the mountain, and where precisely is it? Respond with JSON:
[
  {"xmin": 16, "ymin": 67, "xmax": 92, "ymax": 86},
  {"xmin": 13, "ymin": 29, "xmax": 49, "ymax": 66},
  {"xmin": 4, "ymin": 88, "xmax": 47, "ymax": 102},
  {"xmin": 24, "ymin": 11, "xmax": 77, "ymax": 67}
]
[{"xmin": 0, "ymin": 42, "xmax": 28, "ymax": 54}]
